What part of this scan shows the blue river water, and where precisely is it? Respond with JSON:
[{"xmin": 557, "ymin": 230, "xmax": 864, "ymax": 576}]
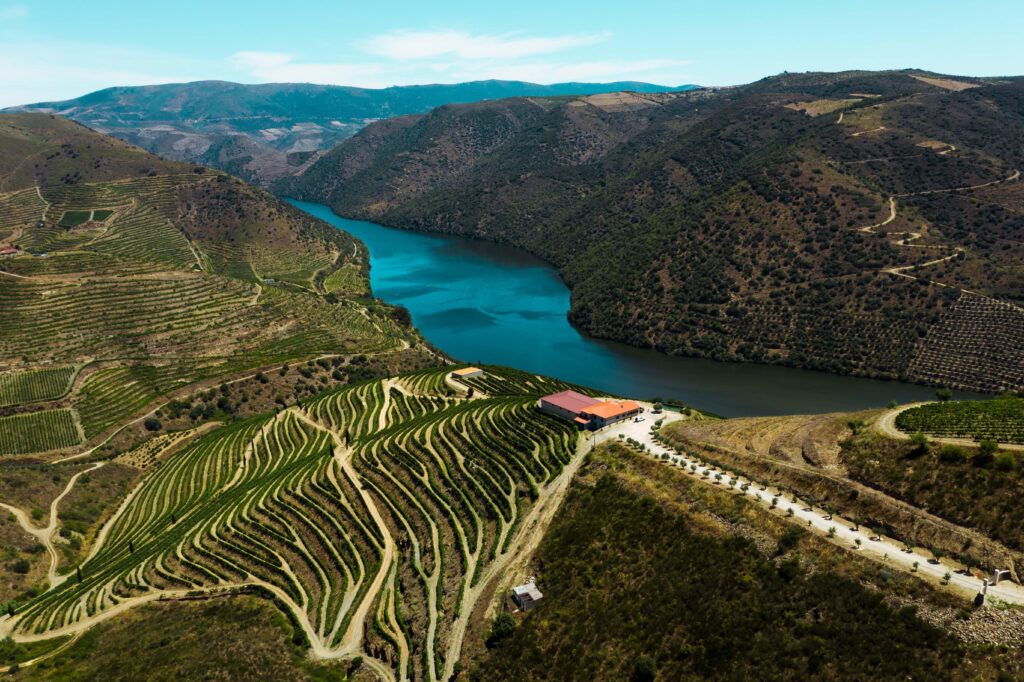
[{"xmin": 290, "ymin": 199, "xmax": 961, "ymax": 417}]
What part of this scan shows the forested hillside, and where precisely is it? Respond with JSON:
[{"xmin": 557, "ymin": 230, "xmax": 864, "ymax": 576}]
[{"xmin": 285, "ymin": 70, "xmax": 1024, "ymax": 394}]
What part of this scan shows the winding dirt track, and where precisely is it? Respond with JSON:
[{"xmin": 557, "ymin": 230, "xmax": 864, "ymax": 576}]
[
  {"xmin": 293, "ymin": 407, "xmax": 398, "ymax": 681},
  {"xmin": 0, "ymin": 461, "xmax": 106, "ymax": 587},
  {"xmin": 854, "ymin": 169, "xmax": 1021, "ymax": 289}
]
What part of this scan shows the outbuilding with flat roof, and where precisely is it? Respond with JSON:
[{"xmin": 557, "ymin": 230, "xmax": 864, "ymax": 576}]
[
  {"xmin": 450, "ymin": 367, "xmax": 484, "ymax": 380},
  {"xmin": 511, "ymin": 582, "xmax": 543, "ymax": 611}
]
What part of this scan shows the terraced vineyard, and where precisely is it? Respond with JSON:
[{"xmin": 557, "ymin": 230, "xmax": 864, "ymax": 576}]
[
  {"xmin": 896, "ymin": 397, "xmax": 1024, "ymax": 444},
  {"xmin": 84, "ymin": 204, "xmax": 198, "ymax": 270},
  {"xmin": 0, "ymin": 112, "xmax": 424, "ymax": 465},
  {"xmin": 2, "ymin": 368, "xmax": 580, "ymax": 681},
  {"xmin": 0, "ymin": 188, "xmax": 46, "ymax": 232},
  {"xmin": 0, "ymin": 408, "xmax": 82, "ymax": 455},
  {"xmin": 0, "ymin": 365, "xmax": 78, "ymax": 407},
  {"xmin": 323, "ymin": 263, "xmax": 368, "ymax": 296},
  {"xmin": 75, "ymin": 365, "xmax": 184, "ymax": 439}
]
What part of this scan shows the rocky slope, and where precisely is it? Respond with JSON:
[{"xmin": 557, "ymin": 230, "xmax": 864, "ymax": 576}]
[{"xmin": 284, "ymin": 70, "xmax": 1024, "ymax": 394}]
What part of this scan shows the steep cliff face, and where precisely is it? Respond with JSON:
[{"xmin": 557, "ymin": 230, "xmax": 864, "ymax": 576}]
[{"xmin": 285, "ymin": 71, "xmax": 1024, "ymax": 393}]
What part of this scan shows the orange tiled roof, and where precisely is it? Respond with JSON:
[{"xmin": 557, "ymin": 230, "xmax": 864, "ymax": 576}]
[{"xmin": 581, "ymin": 400, "xmax": 641, "ymax": 419}]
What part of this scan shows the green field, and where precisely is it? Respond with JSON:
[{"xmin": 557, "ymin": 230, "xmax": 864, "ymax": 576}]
[
  {"xmin": 10, "ymin": 368, "xmax": 577, "ymax": 681},
  {"xmin": 896, "ymin": 397, "xmax": 1024, "ymax": 444},
  {"xmin": 0, "ymin": 365, "xmax": 78, "ymax": 407},
  {"xmin": 0, "ymin": 408, "xmax": 82, "ymax": 455},
  {"xmin": 57, "ymin": 210, "xmax": 93, "ymax": 227}
]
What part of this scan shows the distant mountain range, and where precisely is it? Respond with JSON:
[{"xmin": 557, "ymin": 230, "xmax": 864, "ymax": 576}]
[
  {"xmin": 283, "ymin": 70, "xmax": 1024, "ymax": 394},
  {"xmin": 4, "ymin": 80, "xmax": 694, "ymax": 185}
]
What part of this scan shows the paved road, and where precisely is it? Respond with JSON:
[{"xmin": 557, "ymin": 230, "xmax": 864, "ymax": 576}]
[{"xmin": 593, "ymin": 406, "xmax": 1024, "ymax": 606}]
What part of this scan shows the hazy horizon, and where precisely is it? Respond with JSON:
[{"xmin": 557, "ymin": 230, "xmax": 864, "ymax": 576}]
[{"xmin": 1, "ymin": 0, "xmax": 1023, "ymax": 108}]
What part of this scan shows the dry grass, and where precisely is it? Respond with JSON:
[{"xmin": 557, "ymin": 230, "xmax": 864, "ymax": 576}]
[
  {"xmin": 912, "ymin": 76, "xmax": 980, "ymax": 92},
  {"xmin": 785, "ymin": 98, "xmax": 862, "ymax": 116},
  {"xmin": 21, "ymin": 595, "xmax": 347, "ymax": 680},
  {"xmin": 576, "ymin": 92, "xmax": 664, "ymax": 112}
]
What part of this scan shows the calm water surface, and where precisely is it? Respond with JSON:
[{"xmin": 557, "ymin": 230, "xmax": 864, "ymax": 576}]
[{"xmin": 290, "ymin": 199, "xmax": 961, "ymax": 417}]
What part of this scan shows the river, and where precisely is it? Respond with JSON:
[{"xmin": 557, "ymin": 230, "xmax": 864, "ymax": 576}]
[{"xmin": 290, "ymin": 199, "xmax": 961, "ymax": 417}]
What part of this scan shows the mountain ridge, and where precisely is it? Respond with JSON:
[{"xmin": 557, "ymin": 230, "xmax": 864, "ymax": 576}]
[{"xmin": 5, "ymin": 79, "xmax": 696, "ymax": 185}]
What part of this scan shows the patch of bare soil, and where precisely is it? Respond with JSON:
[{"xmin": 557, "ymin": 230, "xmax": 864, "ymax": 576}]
[
  {"xmin": 912, "ymin": 75, "xmax": 981, "ymax": 91},
  {"xmin": 785, "ymin": 98, "xmax": 861, "ymax": 116},
  {"xmin": 575, "ymin": 91, "xmax": 679, "ymax": 112}
]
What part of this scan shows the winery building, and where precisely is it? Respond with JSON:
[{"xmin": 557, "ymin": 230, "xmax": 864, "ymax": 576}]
[
  {"xmin": 579, "ymin": 399, "xmax": 643, "ymax": 428},
  {"xmin": 538, "ymin": 390, "xmax": 642, "ymax": 430}
]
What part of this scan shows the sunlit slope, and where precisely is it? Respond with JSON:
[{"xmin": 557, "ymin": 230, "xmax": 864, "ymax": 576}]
[{"xmin": 5, "ymin": 367, "xmax": 581, "ymax": 682}]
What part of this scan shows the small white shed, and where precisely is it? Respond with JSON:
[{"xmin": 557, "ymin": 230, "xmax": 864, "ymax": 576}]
[{"xmin": 511, "ymin": 582, "xmax": 543, "ymax": 611}]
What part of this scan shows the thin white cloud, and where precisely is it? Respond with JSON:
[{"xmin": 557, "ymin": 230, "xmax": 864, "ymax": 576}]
[
  {"xmin": 0, "ymin": 4, "xmax": 27, "ymax": 21},
  {"xmin": 227, "ymin": 51, "xmax": 688, "ymax": 89},
  {"xmin": 364, "ymin": 29, "xmax": 609, "ymax": 61},
  {"xmin": 230, "ymin": 51, "xmax": 384, "ymax": 84},
  {"xmin": 446, "ymin": 58, "xmax": 691, "ymax": 84},
  {"xmin": 0, "ymin": 42, "xmax": 198, "ymax": 107}
]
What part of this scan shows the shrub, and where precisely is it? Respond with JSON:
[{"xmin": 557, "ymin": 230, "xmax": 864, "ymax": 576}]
[
  {"xmin": 486, "ymin": 613, "xmax": 516, "ymax": 648},
  {"xmin": 908, "ymin": 432, "xmax": 930, "ymax": 455},
  {"xmin": 630, "ymin": 655, "xmax": 656, "ymax": 682},
  {"xmin": 143, "ymin": 418, "xmax": 162, "ymax": 432},
  {"xmin": 995, "ymin": 452, "xmax": 1017, "ymax": 472},
  {"xmin": 935, "ymin": 388, "xmax": 953, "ymax": 402},
  {"xmin": 938, "ymin": 444, "xmax": 967, "ymax": 464}
]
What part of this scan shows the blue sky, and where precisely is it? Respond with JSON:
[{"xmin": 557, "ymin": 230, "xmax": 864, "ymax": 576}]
[{"xmin": 1, "ymin": 0, "xmax": 1022, "ymax": 107}]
